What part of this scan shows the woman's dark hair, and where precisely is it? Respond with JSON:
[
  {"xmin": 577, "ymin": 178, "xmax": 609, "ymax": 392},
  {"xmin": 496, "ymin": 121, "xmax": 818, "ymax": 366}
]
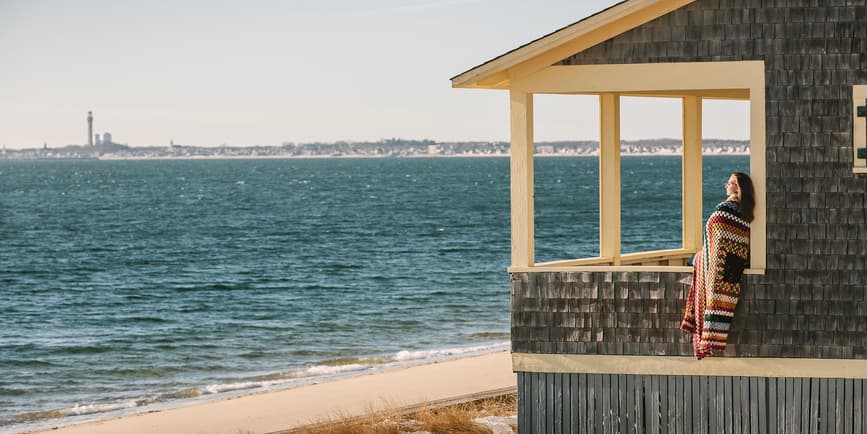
[{"xmin": 732, "ymin": 171, "xmax": 755, "ymax": 222}]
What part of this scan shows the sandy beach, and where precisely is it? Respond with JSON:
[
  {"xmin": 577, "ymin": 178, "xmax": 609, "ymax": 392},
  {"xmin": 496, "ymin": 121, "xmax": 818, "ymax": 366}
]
[{"xmin": 32, "ymin": 351, "xmax": 515, "ymax": 434}]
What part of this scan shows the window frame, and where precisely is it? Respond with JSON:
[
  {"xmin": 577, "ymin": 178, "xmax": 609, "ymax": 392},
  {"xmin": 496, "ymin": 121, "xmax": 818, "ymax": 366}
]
[{"xmin": 507, "ymin": 61, "xmax": 766, "ymax": 274}]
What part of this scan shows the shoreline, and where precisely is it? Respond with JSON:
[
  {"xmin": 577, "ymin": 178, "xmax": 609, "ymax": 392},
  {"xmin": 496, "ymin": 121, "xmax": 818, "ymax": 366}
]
[
  {"xmin": 27, "ymin": 351, "xmax": 515, "ymax": 434},
  {"xmin": 8, "ymin": 341, "xmax": 510, "ymax": 433},
  {"xmin": 98, "ymin": 151, "xmax": 749, "ymax": 161},
  {"xmin": 0, "ymin": 151, "xmax": 750, "ymax": 162}
]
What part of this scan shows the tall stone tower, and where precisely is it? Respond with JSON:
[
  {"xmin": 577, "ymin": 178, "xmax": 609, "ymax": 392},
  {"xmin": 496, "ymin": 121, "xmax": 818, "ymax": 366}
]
[{"xmin": 87, "ymin": 111, "xmax": 93, "ymax": 146}]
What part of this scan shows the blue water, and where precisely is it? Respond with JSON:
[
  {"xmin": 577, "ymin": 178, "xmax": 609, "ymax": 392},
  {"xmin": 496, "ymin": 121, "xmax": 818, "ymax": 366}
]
[{"xmin": 0, "ymin": 155, "xmax": 746, "ymax": 432}]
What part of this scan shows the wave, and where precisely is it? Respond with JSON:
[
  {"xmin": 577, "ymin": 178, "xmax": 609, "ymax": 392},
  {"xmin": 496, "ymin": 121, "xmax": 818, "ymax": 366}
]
[
  {"xmin": 2, "ymin": 399, "xmax": 145, "ymax": 428},
  {"xmin": 315, "ymin": 356, "xmax": 389, "ymax": 366},
  {"xmin": 5, "ymin": 409, "xmax": 66, "ymax": 424},
  {"xmin": 300, "ymin": 363, "xmax": 370, "ymax": 377},
  {"xmin": 95, "ymin": 366, "xmax": 184, "ymax": 377},
  {"xmin": 120, "ymin": 316, "xmax": 170, "ymax": 323},
  {"xmin": 171, "ymin": 282, "xmax": 243, "ymax": 292},
  {"xmin": 197, "ymin": 341, "xmax": 510, "ymax": 395},
  {"xmin": 240, "ymin": 350, "xmax": 267, "ymax": 360},
  {"xmin": 393, "ymin": 341, "xmax": 509, "ymax": 362},
  {"xmin": 201, "ymin": 381, "xmax": 264, "ymax": 395},
  {"xmin": 46, "ymin": 345, "xmax": 112, "ymax": 355},
  {"xmin": 159, "ymin": 388, "xmax": 202, "ymax": 400},
  {"xmin": 0, "ymin": 387, "xmax": 30, "ymax": 396},
  {"xmin": 1, "ymin": 359, "xmax": 59, "ymax": 368},
  {"xmin": 68, "ymin": 400, "xmax": 144, "ymax": 416}
]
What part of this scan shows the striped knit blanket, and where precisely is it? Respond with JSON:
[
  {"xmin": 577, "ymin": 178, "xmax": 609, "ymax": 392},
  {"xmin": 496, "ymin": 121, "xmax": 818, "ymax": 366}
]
[{"xmin": 681, "ymin": 200, "xmax": 750, "ymax": 360}]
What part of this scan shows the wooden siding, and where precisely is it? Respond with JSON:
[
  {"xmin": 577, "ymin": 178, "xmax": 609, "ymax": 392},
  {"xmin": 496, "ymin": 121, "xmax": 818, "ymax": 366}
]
[
  {"xmin": 511, "ymin": 271, "xmax": 867, "ymax": 359},
  {"xmin": 556, "ymin": 0, "xmax": 867, "ymax": 297},
  {"xmin": 517, "ymin": 372, "xmax": 867, "ymax": 434}
]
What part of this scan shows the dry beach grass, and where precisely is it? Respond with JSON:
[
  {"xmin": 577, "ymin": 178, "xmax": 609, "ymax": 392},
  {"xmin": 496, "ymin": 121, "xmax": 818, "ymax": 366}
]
[{"xmin": 291, "ymin": 393, "xmax": 517, "ymax": 434}]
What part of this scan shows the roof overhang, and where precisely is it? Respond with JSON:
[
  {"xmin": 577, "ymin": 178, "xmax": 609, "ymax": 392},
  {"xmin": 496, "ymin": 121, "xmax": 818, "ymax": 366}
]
[{"xmin": 450, "ymin": 0, "xmax": 696, "ymax": 90}]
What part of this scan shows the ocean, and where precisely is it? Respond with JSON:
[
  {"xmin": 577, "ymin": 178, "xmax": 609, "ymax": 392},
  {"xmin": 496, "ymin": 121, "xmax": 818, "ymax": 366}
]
[{"xmin": 0, "ymin": 155, "xmax": 747, "ymax": 432}]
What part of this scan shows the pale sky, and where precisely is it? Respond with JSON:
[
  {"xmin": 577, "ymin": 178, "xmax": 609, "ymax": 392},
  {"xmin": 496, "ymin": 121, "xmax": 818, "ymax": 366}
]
[{"xmin": 0, "ymin": 0, "xmax": 749, "ymax": 149}]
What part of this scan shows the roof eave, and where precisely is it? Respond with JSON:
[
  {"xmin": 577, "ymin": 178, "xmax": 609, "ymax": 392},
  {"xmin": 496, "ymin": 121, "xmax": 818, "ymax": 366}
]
[{"xmin": 451, "ymin": 0, "xmax": 694, "ymax": 90}]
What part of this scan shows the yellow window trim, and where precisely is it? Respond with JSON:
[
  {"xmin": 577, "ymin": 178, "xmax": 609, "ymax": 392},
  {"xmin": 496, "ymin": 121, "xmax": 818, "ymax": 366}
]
[
  {"xmin": 508, "ymin": 61, "xmax": 766, "ymax": 272},
  {"xmin": 852, "ymin": 85, "xmax": 867, "ymax": 173},
  {"xmin": 508, "ymin": 266, "xmax": 765, "ymax": 275}
]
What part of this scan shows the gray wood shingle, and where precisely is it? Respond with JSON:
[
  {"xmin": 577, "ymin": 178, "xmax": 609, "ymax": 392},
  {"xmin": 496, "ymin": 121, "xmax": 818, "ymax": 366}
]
[{"xmin": 510, "ymin": 0, "xmax": 867, "ymax": 360}]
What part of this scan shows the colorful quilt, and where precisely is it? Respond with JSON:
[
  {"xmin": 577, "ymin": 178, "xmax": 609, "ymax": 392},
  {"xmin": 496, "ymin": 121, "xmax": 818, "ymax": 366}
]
[{"xmin": 681, "ymin": 200, "xmax": 750, "ymax": 359}]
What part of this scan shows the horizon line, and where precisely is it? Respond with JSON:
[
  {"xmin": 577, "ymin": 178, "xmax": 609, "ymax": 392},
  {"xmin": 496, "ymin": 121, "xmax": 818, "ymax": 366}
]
[{"xmin": 2, "ymin": 137, "xmax": 751, "ymax": 152}]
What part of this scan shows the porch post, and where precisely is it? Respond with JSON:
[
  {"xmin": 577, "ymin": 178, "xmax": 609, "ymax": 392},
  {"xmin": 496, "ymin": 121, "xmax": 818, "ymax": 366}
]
[
  {"xmin": 510, "ymin": 90, "xmax": 534, "ymax": 268},
  {"xmin": 749, "ymin": 84, "xmax": 766, "ymax": 270},
  {"xmin": 599, "ymin": 93, "xmax": 621, "ymax": 264},
  {"xmin": 682, "ymin": 96, "xmax": 703, "ymax": 252}
]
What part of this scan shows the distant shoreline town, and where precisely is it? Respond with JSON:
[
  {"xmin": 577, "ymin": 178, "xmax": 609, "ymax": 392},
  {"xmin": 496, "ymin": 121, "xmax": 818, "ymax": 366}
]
[{"xmin": 0, "ymin": 138, "xmax": 748, "ymax": 160}]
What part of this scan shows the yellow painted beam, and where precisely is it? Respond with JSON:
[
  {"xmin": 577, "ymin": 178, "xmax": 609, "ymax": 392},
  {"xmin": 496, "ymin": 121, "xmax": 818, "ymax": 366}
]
[
  {"xmin": 619, "ymin": 89, "xmax": 750, "ymax": 99},
  {"xmin": 533, "ymin": 256, "xmax": 615, "ymax": 267},
  {"xmin": 532, "ymin": 90, "xmax": 749, "ymax": 99},
  {"xmin": 512, "ymin": 353, "xmax": 867, "ymax": 379},
  {"xmin": 510, "ymin": 91, "xmax": 535, "ymax": 268},
  {"xmin": 507, "ymin": 265, "xmax": 766, "ymax": 274},
  {"xmin": 475, "ymin": 72, "xmax": 510, "ymax": 89},
  {"xmin": 682, "ymin": 96, "xmax": 703, "ymax": 252},
  {"xmin": 531, "ymin": 248, "xmax": 696, "ymax": 268},
  {"xmin": 512, "ymin": 62, "xmax": 764, "ymax": 94},
  {"xmin": 599, "ymin": 93, "xmax": 621, "ymax": 264},
  {"xmin": 748, "ymin": 81, "xmax": 767, "ymax": 270}
]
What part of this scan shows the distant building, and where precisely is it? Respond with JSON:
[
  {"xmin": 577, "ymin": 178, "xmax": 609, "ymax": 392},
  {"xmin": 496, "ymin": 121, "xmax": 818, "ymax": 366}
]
[
  {"xmin": 94, "ymin": 134, "xmax": 101, "ymax": 145},
  {"xmin": 87, "ymin": 111, "xmax": 93, "ymax": 146},
  {"xmin": 102, "ymin": 132, "xmax": 113, "ymax": 145}
]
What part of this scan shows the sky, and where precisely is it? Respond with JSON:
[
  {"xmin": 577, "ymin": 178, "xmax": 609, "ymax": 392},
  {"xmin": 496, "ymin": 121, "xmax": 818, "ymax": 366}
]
[{"xmin": 0, "ymin": 0, "xmax": 749, "ymax": 149}]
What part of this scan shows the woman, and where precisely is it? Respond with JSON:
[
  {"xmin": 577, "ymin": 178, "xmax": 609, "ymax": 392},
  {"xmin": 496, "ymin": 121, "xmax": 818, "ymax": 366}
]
[{"xmin": 681, "ymin": 172, "xmax": 755, "ymax": 360}]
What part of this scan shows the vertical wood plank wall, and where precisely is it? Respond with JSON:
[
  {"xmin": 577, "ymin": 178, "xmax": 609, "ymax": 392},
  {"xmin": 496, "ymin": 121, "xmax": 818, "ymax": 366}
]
[{"xmin": 517, "ymin": 372, "xmax": 867, "ymax": 434}]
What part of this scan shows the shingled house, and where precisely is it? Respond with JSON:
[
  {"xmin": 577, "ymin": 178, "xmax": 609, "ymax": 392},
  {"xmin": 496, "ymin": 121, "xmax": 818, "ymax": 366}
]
[{"xmin": 453, "ymin": 0, "xmax": 867, "ymax": 432}]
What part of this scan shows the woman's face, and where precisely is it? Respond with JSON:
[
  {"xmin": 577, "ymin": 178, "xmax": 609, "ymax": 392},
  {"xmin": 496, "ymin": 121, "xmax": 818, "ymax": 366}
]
[{"xmin": 726, "ymin": 174, "xmax": 740, "ymax": 198}]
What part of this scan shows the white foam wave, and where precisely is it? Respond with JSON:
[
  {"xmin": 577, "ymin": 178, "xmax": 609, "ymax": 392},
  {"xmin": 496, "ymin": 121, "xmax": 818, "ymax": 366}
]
[
  {"xmin": 303, "ymin": 363, "xmax": 368, "ymax": 376},
  {"xmin": 393, "ymin": 341, "xmax": 509, "ymax": 362},
  {"xmin": 195, "ymin": 343, "xmax": 508, "ymax": 400},
  {"xmin": 197, "ymin": 363, "xmax": 371, "ymax": 396},
  {"xmin": 68, "ymin": 399, "xmax": 140, "ymax": 416},
  {"xmin": 202, "ymin": 381, "xmax": 263, "ymax": 395}
]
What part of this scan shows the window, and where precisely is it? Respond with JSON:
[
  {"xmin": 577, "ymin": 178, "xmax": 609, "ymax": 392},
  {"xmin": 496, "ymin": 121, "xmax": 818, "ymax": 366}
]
[
  {"xmin": 619, "ymin": 97, "xmax": 684, "ymax": 255},
  {"xmin": 533, "ymin": 94, "xmax": 600, "ymax": 263},
  {"xmin": 507, "ymin": 61, "xmax": 766, "ymax": 273}
]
